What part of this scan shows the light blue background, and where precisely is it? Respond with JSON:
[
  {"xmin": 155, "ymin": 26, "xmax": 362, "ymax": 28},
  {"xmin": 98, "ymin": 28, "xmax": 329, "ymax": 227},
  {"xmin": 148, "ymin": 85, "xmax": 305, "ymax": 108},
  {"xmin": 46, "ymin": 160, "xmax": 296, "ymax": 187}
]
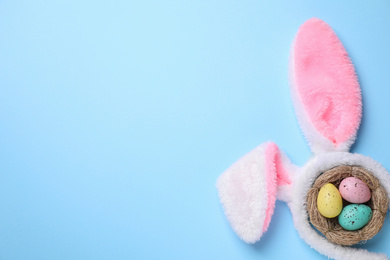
[{"xmin": 0, "ymin": 1, "xmax": 390, "ymax": 259}]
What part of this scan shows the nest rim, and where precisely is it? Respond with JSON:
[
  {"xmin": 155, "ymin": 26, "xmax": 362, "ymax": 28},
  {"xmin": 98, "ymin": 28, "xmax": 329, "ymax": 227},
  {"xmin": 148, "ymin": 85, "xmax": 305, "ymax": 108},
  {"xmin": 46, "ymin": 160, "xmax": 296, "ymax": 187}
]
[{"xmin": 306, "ymin": 165, "xmax": 388, "ymax": 246}]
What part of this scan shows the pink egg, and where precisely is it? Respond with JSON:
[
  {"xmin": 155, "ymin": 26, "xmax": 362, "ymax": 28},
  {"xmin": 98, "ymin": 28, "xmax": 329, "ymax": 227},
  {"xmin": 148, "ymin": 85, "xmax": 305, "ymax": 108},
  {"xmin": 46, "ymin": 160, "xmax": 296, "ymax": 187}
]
[{"xmin": 339, "ymin": 177, "xmax": 371, "ymax": 203}]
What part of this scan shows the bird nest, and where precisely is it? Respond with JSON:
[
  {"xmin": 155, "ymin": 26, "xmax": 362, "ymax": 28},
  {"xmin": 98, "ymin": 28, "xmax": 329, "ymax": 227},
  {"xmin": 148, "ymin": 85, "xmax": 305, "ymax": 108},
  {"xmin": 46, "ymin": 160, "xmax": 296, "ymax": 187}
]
[{"xmin": 306, "ymin": 165, "xmax": 388, "ymax": 246}]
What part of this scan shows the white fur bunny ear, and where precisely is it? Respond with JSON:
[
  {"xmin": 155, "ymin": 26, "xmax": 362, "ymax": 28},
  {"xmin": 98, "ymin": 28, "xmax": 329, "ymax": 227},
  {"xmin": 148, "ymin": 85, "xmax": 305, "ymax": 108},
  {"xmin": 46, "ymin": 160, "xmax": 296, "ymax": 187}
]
[
  {"xmin": 290, "ymin": 18, "xmax": 362, "ymax": 153},
  {"xmin": 216, "ymin": 142, "xmax": 295, "ymax": 243}
]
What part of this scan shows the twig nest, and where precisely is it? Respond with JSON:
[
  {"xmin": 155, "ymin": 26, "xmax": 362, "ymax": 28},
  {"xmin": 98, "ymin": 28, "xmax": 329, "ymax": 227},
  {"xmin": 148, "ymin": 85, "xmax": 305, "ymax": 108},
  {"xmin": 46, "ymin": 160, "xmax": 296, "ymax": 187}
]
[{"xmin": 306, "ymin": 165, "xmax": 389, "ymax": 246}]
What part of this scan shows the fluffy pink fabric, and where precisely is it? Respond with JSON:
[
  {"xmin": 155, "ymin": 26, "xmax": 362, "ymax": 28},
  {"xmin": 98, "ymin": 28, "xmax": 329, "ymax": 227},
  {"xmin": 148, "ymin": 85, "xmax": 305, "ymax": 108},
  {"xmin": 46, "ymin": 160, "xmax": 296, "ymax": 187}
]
[
  {"xmin": 263, "ymin": 143, "xmax": 291, "ymax": 232},
  {"xmin": 292, "ymin": 18, "xmax": 361, "ymax": 147}
]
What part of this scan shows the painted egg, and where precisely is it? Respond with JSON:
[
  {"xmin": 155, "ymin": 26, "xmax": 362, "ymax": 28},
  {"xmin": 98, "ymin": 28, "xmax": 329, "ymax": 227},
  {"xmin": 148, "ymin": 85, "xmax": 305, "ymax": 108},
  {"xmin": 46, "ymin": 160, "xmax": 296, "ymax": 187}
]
[
  {"xmin": 339, "ymin": 177, "xmax": 371, "ymax": 203},
  {"xmin": 338, "ymin": 204, "xmax": 372, "ymax": 230},
  {"xmin": 317, "ymin": 183, "xmax": 343, "ymax": 218}
]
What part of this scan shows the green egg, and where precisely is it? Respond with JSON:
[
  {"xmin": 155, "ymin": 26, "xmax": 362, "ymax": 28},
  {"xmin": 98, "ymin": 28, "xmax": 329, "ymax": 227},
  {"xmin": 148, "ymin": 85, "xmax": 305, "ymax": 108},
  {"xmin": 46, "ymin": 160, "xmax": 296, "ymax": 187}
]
[{"xmin": 338, "ymin": 204, "xmax": 372, "ymax": 231}]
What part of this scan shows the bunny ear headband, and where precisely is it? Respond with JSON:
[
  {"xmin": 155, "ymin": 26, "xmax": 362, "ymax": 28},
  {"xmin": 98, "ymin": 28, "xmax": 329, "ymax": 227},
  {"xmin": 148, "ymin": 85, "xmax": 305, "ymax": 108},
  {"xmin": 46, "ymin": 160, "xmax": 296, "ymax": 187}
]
[{"xmin": 217, "ymin": 18, "xmax": 390, "ymax": 260}]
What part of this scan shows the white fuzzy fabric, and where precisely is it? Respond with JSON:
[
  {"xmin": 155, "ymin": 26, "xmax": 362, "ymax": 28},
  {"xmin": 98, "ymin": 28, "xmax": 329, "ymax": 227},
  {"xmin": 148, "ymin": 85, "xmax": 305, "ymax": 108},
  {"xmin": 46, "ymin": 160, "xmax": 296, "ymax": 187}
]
[
  {"xmin": 290, "ymin": 152, "xmax": 390, "ymax": 260},
  {"xmin": 276, "ymin": 149, "xmax": 298, "ymax": 203},
  {"xmin": 217, "ymin": 18, "xmax": 388, "ymax": 259},
  {"xmin": 217, "ymin": 145, "xmax": 390, "ymax": 259},
  {"xmin": 216, "ymin": 143, "xmax": 269, "ymax": 243},
  {"xmin": 217, "ymin": 142, "xmax": 296, "ymax": 244}
]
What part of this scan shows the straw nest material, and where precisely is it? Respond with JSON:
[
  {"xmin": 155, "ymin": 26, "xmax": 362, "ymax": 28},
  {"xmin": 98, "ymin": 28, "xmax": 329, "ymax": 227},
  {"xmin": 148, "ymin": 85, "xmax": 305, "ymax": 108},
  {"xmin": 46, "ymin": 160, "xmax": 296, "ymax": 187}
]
[{"xmin": 306, "ymin": 165, "xmax": 389, "ymax": 246}]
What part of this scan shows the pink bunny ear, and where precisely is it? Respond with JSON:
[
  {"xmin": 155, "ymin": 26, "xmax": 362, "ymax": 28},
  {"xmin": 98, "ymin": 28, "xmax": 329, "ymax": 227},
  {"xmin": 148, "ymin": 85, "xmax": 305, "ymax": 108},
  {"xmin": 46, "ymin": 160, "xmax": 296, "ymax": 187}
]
[
  {"xmin": 216, "ymin": 142, "xmax": 294, "ymax": 243},
  {"xmin": 290, "ymin": 18, "xmax": 362, "ymax": 153}
]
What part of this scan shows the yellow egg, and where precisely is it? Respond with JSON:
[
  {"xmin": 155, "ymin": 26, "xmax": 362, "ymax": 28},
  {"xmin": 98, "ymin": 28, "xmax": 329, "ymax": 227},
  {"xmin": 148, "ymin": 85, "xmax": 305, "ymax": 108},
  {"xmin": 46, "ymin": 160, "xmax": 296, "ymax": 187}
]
[{"xmin": 317, "ymin": 183, "xmax": 343, "ymax": 218}]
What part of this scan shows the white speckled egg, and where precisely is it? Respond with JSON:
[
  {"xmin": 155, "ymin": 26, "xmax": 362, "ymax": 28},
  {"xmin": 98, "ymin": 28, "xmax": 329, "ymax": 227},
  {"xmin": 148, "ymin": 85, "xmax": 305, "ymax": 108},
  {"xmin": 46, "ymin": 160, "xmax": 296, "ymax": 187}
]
[{"xmin": 339, "ymin": 177, "xmax": 371, "ymax": 203}]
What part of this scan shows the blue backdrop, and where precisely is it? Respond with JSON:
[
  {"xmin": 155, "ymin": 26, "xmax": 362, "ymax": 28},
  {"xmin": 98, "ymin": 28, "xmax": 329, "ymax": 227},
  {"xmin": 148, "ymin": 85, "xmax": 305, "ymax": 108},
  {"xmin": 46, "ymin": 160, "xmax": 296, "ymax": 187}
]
[{"xmin": 1, "ymin": 1, "xmax": 390, "ymax": 259}]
